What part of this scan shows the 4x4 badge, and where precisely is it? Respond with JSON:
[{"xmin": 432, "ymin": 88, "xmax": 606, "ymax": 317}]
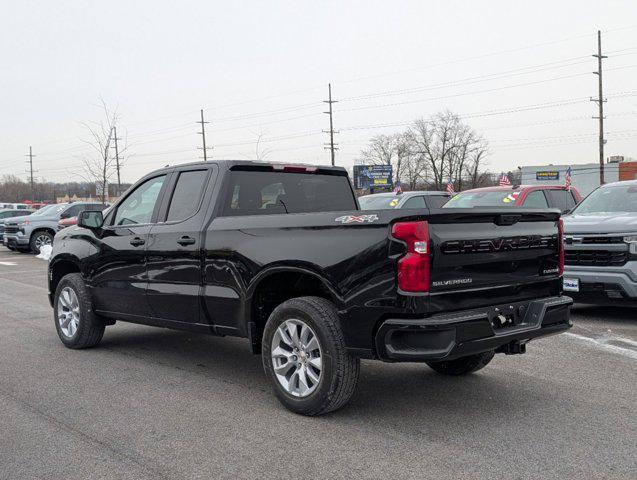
[{"xmin": 335, "ymin": 214, "xmax": 379, "ymax": 224}]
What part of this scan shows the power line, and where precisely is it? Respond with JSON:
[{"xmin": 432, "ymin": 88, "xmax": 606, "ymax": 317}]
[
  {"xmin": 323, "ymin": 83, "xmax": 338, "ymax": 166},
  {"xmin": 592, "ymin": 29, "xmax": 608, "ymax": 185}
]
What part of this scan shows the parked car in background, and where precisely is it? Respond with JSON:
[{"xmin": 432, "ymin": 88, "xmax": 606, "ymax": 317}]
[
  {"xmin": 0, "ymin": 209, "xmax": 35, "ymax": 244},
  {"xmin": 3, "ymin": 202, "xmax": 106, "ymax": 253},
  {"xmin": 358, "ymin": 191, "xmax": 450, "ymax": 210},
  {"xmin": 57, "ymin": 204, "xmax": 109, "ymax": 231},
  {"xmin": 0, "ymin": 202, "xmax": 32, "ymax": 210},
  {"xmin": 48, "ymin": 160, "xmax": 570, "ymax": 415},
  {"xmin": 444, "ymin": 185, "xmax": 582, "ymax": 213},
  {"xmin": 562, "ymin": 180, "xmax": 637, "ymax": 304}
]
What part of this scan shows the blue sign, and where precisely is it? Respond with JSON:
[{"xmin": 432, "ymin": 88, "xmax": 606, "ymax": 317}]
[{"xmin": 353, "ymin": 165, "xmax": 393, "ymax": 190}]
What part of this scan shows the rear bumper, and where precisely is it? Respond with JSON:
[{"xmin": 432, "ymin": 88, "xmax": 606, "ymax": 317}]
[{"xmin": 375, "ymin": 295, "xmax": 572, "ymax": 362}]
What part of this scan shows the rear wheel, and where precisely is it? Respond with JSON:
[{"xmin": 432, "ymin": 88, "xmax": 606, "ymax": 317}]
[
  {"xmin": 262, "ymin": 296, "xmax": 360, "ymax": 416},
  {"xmin": 30, "ymin": 230, "xmax": 54, "ymax": 254},
  {"xmin": 54, "ymin": 273, "xmax": 105, "ymax": 349},
  {"xmin": 426, "ymin": 350, "xmax": 495, "ymax": 376}
]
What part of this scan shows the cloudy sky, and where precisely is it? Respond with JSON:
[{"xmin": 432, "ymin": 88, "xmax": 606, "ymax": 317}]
[{"xmin": 1, "ymin": 0, "xmax": 636, "ymax": 183}]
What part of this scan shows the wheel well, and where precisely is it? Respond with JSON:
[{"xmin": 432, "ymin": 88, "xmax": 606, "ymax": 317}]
[
  {"xmin": 50, "ymin": 260, "xmax": 80, "ymax": 295},
  {"xmin": 250, "ymin": 271, "xmax": 334, "ymax": 353},
  {"xmin": 31, "ymin": 228, "xmax": 56, "ymax": 240}
]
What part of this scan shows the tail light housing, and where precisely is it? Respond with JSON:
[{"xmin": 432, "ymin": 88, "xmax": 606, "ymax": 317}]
[
  {"xmin": 558, "ymin": 218, "xmax": 564, "ymax": 276},
  {"xmin": 392, "ymin": 221, "xmax": 430, "ymax": 292}
]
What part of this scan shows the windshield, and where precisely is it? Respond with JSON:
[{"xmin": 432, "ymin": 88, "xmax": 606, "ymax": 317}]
[
  {"xmin": 572, "ymin": 185, "xmax": 637, "ymax": 215},
  {"xmin": 358, "ymin": 195, "xmax": 401, "ymax": 210},
  {"xmin": 31, "ymin": 204, "xmax": 66, "ymax": 216},
  {"xmin": 444, "ymin": 190, "xmax": 520, "ymax": 208}
]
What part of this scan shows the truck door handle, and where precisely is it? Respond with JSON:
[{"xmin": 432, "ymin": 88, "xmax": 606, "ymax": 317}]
[
  {"xmin": 130, "ymin": 237, "xmax": 145, "ymax": 247},
  {"xmin": 177, "ymin": 236, "xmax": 196, "ymax": 246}
]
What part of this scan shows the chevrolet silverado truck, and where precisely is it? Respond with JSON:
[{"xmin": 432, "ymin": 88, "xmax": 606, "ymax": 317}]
[
  {"xmin": 4, "ymin": 202, "xmax": 105, "ymax": 253},
  {"xmin": 48, "ymin": 161, "xmax": 571, "ymax": 415},
  {"xmin": 563, "ymin": 180, "xmax": 637, "ymax": 303}
]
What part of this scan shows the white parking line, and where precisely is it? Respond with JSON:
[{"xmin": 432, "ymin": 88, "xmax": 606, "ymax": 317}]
[
  {"xmin": 565, "ymin": 332, "xmax": 637, "ymax": 360},
  {"xmin": 0, "ymin": 261, "xmax": 17, "ymax": 266}
]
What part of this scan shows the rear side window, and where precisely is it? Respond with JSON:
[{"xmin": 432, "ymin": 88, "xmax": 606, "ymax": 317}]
[
  {"xmin": 546, "ymin": 190, "xmax": 575, "ymax": 211},
  {"xmin": 523, "ymin": 190, "xmax": 549, "ymax": 208},
  {"xmin": 221, "ymin": 171, "xmax": 356, "ymax": 216},
  {"xmin": 425, "ymin": 195, "xmax": 449, "ymax": 209},
  {"xmin": 402, "ymin": 196, "xmax": 427, "ymax": 209},
  {"xmin": 166, "ymin": 170, "xmax": 208, "ymax": 222}
]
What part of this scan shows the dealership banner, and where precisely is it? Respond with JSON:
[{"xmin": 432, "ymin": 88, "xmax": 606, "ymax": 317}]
[
  {"xmin": 353, "ymin": 165, "xmax": 393, "ymax": 189},
  {"xmin": 536, "ymin": 171, "xmax": 560, "ymax": 180}
]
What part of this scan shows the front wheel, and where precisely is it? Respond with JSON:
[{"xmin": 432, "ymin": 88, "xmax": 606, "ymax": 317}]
[
  {"xmin": 426, "ymin": 350, "xmax": 495, "ymax": 376},
  {"xmin": 54, "ymin": 273, "xmax": 105, "ymax": 349},
  {"xmin": 30, "ymin": 230, "xmax": 54, "ymax": 254},
  {"xmin": 262, "ymin": 296, "xmax": 360, "ymax": 416}
]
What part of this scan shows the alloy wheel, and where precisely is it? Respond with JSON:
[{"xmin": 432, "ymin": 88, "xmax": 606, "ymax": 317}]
[
  {"xmin": 35, "ymin": 234, "xmax": 52, "ymax": 249},
  {"xmin": 58, "ymin": 287, "xmax": 80, "ymax": 337},
  {"xmin": 270, "ymin": 318, "xmax": 323, "ymax": 397}
]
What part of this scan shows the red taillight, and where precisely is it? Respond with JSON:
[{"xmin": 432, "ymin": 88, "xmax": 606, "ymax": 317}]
[
  {"xmin": 392, "ymin": 221, "xmax": 430, "ymax": 292},
  {"xmin": 558, "ymin": 218, "xmax": 564, "ymax": 276}
]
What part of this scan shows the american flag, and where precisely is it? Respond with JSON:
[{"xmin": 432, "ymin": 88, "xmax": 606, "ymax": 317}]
[
  {"xmin": 499, "ymin": 172, "xmax": 512, "ymax": 186},
  {"xmin": 446, "ymin": 178, "xmax": 455, "ymax": 195},
  {"xmin": 565, "ymin": 166, "xmax": 572, "ymax": 191},
  {"xmin": 393, "ymin": 180, "xmax": 402, "ymax": 194}
]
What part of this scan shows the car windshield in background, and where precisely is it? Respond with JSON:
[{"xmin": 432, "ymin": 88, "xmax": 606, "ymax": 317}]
[
  {"xmin": 221, "ymin": 171, "xmax": 356, "ymax": 216},
  {"xmin": 358, "ymin": 195, "xmax": 401, "ymax": 210},
  {"xmin": 30, "ymin": 204, "xmax": 63, "ymax": 216},
  {"xmin": 572, "ymin": 185, "xmax": 637, "ymax": 215},
  {"xmin": 444, "ymin": 191, "xmax": 520, "ymax": 208}
]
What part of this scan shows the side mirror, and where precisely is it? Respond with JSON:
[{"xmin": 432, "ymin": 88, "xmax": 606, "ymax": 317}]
[
  {"xmin": 562, "ymin": 208, "xmax": 571, "ymax": 215},
  {"xmin": 60, "ymin": 212, "xmax": 70, "ymax": 219},
  {"xmin": 78, "ymin": 210, "xmax": 104, "ymax": 229}
]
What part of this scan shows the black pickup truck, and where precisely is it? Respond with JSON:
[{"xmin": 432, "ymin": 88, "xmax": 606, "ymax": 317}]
[{"xmin": 48, "ymin": 161, "xmax": 572, "ymax": 415}]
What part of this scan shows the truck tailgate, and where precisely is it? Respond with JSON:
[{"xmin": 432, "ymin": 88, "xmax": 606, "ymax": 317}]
[{"xmin": 427, "ymin": 209, "xmax": 562, "ymax": 313}]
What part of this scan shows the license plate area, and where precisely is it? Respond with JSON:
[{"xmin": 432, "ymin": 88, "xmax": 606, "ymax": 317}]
[
  {"xmin": 486, "ymin": 300, "xmax": 539, "ymax": 333},
  {"xmin": 563, "ymin": 277, "xmax": 579, "ymax": 292}
]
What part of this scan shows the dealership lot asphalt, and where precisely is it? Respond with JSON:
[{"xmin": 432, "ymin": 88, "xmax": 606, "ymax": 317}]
[{"xmin": 0, "ymin": 247, "xmax": 635, "ymax": 480}]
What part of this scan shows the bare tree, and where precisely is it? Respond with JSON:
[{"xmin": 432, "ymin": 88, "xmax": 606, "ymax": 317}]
[
  {"xmin": 78, "ymin": 99, "xmax": 126, "ymax": 203},
  {"xmin": 358, "ymin": 110, "xmax": 490, "ymax": 192},
  {"xmin": 359, "ymin": 132, "xmax": 414, "ymax": 185}
]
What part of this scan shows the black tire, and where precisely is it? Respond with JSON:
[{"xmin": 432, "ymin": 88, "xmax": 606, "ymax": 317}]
[
  {"xmin": 426, "ymin": 350, "xmax": 495, "ymax": 376},
  {"xmin": 6, "ymin": 244, "xmax": 16, "ymax": 251},
  {"xmin": 53, "ymin": 273, "xmax": 105, "ymax": 349},
  {"xmin": 30, "ymin": 230, "xmax": 54, "ymax": 254},
  {"xmin": 261, "ymin": 296, "xmax": 360, "ymax": 416}
]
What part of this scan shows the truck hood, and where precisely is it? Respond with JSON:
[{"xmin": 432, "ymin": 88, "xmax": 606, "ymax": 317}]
[
  {"xmin": 4, "ymin": 215, "xmax": 34, "ymax": 224},
  {"xmin": 563, "ymin": 213, "xmax": 637, "ymax": 234}
]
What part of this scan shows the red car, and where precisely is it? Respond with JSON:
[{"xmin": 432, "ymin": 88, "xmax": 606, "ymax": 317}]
[
  {"xmin": 445, "ymin": 185, "xmax": 582, "ymax": 213},
  {"xmin": 57, "ymin": 216, "xmax": 78, "ymax": 230}
]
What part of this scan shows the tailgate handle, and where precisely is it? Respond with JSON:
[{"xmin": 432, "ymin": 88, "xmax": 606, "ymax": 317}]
[{"xmin": 495, "ymin": 214, "xmax": 521, "ymax": 226}]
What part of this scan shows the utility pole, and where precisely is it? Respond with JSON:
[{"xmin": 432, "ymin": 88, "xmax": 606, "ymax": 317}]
[
  {"xmin": 323, "ymin": 83, "xmax": 338, "ymax": 166},
  {"xmin": 592, "ymin": 29, "xmax": 607, "ymax": 185},
  {"xmin": 111, "ymin": 126, "xmax": 122, "ymax": 196},
  {"xmin": 197, "ymin": 109, "xmax": 212, "ymax": 161},
  {"xmin": 26, "ymin": 146, "xmax": 36, "ymax": 202}
]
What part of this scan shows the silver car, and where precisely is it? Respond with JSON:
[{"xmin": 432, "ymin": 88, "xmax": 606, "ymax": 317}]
[{"xmin": 563, "ymin": 180, "xmax": 637, "ymax": 304}]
